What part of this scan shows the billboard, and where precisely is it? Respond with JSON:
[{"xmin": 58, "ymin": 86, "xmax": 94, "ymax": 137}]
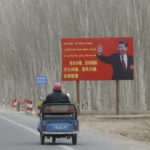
[{"xmin": 62, "ymin": 37, "xmax": 133, "ymax": 81}]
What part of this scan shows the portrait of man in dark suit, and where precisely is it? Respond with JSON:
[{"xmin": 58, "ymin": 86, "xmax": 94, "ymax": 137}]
[{"xmin": 97, "ymin": 41, "xmax": 134, "ymax": 80}]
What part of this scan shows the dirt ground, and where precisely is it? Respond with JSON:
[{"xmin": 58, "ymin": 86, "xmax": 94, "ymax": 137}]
[{"xmin": 79, "ymin": 115, "xmax": 150, "ymax": 143}]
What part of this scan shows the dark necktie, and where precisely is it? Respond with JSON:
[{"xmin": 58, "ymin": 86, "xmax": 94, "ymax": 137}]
[{"xmin": 121, "ymin": 55, "xmax": 127, "ymax": 72}]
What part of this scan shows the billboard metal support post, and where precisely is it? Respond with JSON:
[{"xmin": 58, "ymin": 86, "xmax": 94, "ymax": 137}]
[
  {"xmin": 76, "ymin": 81, "xmax": 80, "ymax": 115},
  {"xmin": 116, "ymin": 80, "xmax": 119, "ymax": 115}
]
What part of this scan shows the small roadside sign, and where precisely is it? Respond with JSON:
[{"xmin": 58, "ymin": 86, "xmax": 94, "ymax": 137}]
[{"xmin": 35, "ymin": 76, "xmax": 48, "ymax": 85}]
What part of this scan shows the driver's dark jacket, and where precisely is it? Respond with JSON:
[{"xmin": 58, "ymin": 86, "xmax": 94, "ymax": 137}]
[{"xmin": 42, "ymin": 90, "xmax": 70, "ymax": 106}]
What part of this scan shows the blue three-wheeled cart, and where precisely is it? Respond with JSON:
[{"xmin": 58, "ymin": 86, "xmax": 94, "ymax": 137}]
[{"xmin": 39, "ymin": 103, "xmax": 79, "ymax": 145}]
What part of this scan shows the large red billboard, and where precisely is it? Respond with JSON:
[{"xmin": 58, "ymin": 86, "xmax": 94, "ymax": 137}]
[{"xmin": 62, "ymin": 37, "xmax": 133, "ymax": 81}]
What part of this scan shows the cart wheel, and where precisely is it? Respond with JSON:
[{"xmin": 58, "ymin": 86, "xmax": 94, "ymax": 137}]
[
  {"xmin": 72, "ymin": 134, "xmax": 77, "ymax": 145},
  {"xmin": 52, "ymin": 137, "xmax": 56, "ymax": 143},
  {"xmin": 40, "ymin": 133, "xmax": 45, "ymax": 145}
]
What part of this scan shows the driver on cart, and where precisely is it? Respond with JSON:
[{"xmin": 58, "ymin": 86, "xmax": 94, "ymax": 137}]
[
  {"xmin": 38, "ymin": 82, "xmax": 70, "ymax": 132},
  {"xmin": 42, "ymin": 82, "xmax": 71, "ymax": 106}
]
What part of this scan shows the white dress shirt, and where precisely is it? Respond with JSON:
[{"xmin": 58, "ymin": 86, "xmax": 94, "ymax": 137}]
[{"xmin": 120, "ymin": 54, "xmax": 128, "ymax": 68}]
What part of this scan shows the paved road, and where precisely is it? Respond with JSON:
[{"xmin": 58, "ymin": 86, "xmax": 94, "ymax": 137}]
[{"xmin": 0, "ymin": 110, "xmax": 150, "ymax": 150}]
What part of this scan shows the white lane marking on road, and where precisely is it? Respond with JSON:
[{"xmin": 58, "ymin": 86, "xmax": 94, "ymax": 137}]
[
  {"xmin": 59, "ymin": 145, "xmax": 75, "ymax": 150},
  {"xmin": 0, "ymin": 115, "xmax": 76, "ymax": 150},
  {"xmin": 0, "ymin": 114, "xmax": 39, "ymax": 136}
]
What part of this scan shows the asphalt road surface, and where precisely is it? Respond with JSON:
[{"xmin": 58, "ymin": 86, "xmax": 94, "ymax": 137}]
[{"xmin": 0, "ymin": 110, "xmax": 150, "ymax": 150}]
